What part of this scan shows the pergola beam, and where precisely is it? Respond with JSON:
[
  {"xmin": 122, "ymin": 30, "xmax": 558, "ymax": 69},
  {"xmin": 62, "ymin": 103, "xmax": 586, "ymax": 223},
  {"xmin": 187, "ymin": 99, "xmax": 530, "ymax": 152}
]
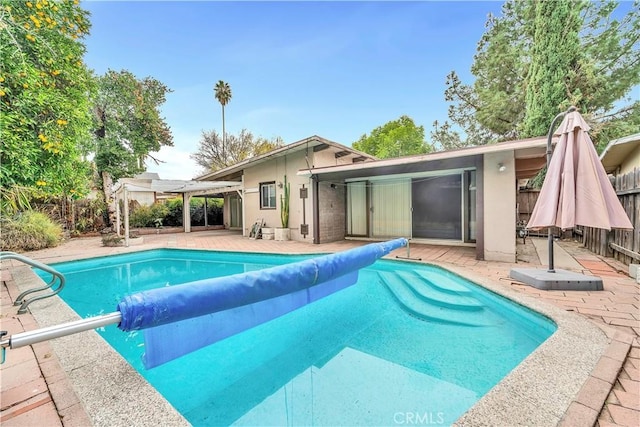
[{"xmin": 111, "ymin": 179, "xmax": 244, "ymax": 238}]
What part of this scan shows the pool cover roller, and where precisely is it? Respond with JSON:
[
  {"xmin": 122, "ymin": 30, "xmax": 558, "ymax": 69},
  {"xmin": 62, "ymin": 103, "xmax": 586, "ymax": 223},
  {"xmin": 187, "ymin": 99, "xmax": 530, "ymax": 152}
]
[{"xmin": 117, "ymin": 238, "xmax": 407, "ymax": 368}]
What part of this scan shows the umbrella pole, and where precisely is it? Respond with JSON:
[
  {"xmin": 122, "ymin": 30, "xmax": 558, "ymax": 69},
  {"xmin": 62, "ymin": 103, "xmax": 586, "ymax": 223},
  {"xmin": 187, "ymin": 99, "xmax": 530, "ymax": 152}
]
[{"xmin": 545, "ymin": 106, "xmax": 577, "ymax": 273}]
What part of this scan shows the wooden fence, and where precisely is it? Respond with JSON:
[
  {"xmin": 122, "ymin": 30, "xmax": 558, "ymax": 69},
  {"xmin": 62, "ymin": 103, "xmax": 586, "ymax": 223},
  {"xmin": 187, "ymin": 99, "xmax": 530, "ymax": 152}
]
[
  {"xmin": 516, "ymin": 189, "xmax": 539, "ymax": 225},
  {"xmin": 580, "ymin": 168, "xmax": 640, "ymax": 266},
  {"xmin": 517, "ymin": 189, "xmax": 552, "ymax": 237}
]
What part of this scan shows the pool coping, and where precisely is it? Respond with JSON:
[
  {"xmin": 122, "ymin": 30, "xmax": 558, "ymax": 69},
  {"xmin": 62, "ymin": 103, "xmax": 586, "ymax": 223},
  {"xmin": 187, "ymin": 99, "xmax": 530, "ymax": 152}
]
[{"xmin": 7, "ymin": 247, "xmax": 630, "ymax": 427}]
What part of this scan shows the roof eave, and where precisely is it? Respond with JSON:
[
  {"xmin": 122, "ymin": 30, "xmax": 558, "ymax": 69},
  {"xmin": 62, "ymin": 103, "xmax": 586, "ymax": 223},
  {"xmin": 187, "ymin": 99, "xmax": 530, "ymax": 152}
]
[
  {"xmin": 196, "ymin": 135, "xmax": 376, "ymax": 181},
  {"xmin": 298, "ymin": 136, "xmax": 549, "ymax": 177},
  {"xmin": 599, "ymin": 133, "xmax": 640, "ymax": 173}
]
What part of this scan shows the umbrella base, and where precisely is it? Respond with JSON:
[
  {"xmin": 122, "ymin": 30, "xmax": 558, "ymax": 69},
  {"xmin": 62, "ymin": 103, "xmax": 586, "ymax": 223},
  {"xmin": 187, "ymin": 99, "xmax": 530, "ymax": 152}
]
[{"xmin": 509, "ymin": 268, "xmax": 603, "ymax": 291}]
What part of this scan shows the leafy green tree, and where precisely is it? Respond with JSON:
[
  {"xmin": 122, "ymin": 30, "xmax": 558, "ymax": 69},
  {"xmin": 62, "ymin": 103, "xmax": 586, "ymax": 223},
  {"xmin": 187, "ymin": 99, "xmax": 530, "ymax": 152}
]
[
  {"xmin": 92, "ymin": 69, "xmax": 173, "ymax": 182},
  {"xmin": 353, "ymin": 115, "xmax": 430, "ymax": 159},
  {"xmin": 0, "ymin": 0, "xmax": 94, "ymax": 198},
  {"xmin": 253, "ymin": 135, "xmax": 284, "ymax": 157},
  {"xmin": 191, "ymin": 129, "xmax": 283, "ymax": 172},
  {"xmin": 91, "ymin": 69, "xmax": 173, "ymax": 226},
  {"xmin": 214, "ymin": 80, "xmax": 232, "ymax": 160},
  {"xmin": 432, "ymin": 0, "xmax": 640, "ymax": 149},
  {"xmin": 0, "ymin": 185, "xmax": 33, "ymax": 216}
]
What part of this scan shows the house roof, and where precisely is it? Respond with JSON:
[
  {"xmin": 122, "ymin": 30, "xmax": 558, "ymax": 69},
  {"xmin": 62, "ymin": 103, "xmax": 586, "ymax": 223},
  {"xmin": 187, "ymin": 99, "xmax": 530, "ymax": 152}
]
[
  {"xmin": 599, "ymin": 133, "xmax": 640, "ymax": 174},
  {"xmin": 196, "ymin": 135, "xmax": 376, "ymax": 181},
  {"xmin": 297, "ymin": 136, "xmax": 550, "ymax": 180}
]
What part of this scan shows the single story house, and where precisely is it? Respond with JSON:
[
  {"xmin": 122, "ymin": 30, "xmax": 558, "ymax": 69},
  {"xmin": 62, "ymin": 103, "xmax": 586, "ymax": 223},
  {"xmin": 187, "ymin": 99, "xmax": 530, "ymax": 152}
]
[
  {"xmin": 198, "ymin": 135, "xmax": 551, "ymax": 262},
  {"xmin": 197, "ymin": 136, "xmax": 376, "ymax": 237},
  {"xmin": 114, "ymin": 172, "xmax": 163, "ymax": 206}
]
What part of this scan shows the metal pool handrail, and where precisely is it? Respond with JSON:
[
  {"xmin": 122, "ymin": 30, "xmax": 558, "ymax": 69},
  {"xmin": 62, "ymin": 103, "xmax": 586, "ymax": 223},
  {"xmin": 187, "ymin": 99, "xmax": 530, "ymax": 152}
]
[
  {"xmin": 1, "ymin": 238, "xmax": 409, "ymax": 366},
  {"xmin": 0, "ymin": 251, "xmax": 66, "ymax": 314},
  {"xmin": 0, "ymin": 312, "xmax": 122, "ymax": 363}
]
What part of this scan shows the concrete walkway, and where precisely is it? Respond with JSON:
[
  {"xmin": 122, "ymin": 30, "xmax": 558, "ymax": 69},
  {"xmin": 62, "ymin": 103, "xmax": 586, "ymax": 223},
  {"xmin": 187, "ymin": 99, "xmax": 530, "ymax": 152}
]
[
  {"xmin": 531, "ymin": 238, "xmax": 585, "ymax": 271},
  {"xmin": 1, "ymin": 232, "xmax": 638, "ymax": 426}
]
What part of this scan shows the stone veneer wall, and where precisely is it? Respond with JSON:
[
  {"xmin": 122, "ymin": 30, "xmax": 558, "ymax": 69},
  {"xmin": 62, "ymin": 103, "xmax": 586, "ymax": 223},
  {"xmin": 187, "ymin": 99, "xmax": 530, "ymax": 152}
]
[{"xmin": 318, "ymin": 181, "xmax": 345, "ymax": 243}]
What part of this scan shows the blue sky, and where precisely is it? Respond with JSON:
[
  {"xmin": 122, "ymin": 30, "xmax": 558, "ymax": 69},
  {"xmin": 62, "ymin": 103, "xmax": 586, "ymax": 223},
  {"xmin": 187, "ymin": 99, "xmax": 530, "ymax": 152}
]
[{"xmin": 83, "ymin": 1, "xmax": 508, "ymax": 179}]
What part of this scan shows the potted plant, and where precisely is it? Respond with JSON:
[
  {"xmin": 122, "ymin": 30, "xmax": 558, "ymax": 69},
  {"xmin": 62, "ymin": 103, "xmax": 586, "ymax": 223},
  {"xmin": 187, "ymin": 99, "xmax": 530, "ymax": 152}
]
[{"xmin": 275, "ymin": 175, "xmax": 291, "ymax": 241}]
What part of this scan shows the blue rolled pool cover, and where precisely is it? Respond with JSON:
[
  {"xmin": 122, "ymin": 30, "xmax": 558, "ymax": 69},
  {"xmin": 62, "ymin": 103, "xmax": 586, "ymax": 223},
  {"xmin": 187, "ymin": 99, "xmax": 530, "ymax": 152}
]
[
  {"xmin": 117, "ymin": 238, "xmax": 406, "ymax": 331},
  {"xmin": 116, "ymin": 238, "xmax": 406, "ymax": 368},
  {"xmin": 141, "ymin": 271, "xmax": 358, "ymax": 368}
]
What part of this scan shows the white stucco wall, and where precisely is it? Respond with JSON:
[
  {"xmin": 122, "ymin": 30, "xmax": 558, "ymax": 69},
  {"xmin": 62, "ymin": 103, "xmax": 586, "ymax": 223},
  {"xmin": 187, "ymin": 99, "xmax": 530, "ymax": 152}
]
[
  {"xmin": 483, "ymin": 152, "xmax": 516, "ymax": 262},
  {"xmin": 242, "ymin": 149, "xmax": 314, "ymax": 241},
  {"xmin": 131, "ymin": 191, "xmax": 155, "ymax": 206}
]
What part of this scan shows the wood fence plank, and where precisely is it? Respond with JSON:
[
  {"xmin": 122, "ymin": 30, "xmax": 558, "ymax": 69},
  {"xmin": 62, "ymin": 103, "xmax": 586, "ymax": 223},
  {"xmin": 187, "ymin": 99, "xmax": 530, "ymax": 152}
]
[{"xmin": 582, "ymin": 167, "xmax": 638, "ymax": 265}]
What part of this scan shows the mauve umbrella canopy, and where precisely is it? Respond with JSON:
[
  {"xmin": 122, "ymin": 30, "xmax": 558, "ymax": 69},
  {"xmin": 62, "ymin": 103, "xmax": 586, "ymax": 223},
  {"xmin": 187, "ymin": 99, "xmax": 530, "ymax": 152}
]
[{"xmin": 527, "ymin": 111, "xmax": 633, "ymax": 231}]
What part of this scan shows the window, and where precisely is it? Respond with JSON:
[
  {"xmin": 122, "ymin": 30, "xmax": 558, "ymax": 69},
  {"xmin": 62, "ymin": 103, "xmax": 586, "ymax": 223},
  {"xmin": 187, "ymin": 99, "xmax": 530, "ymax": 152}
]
[{"xmin": 260, "ymin": 182, "xmax": 276, "ymax": 209}]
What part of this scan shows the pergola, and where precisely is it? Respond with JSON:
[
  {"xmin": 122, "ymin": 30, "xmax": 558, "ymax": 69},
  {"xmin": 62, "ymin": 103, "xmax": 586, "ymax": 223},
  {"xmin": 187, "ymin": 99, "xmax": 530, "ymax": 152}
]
[{"xmin": 112, "ymin": 179, "xmax": 243, "ymax": 246}]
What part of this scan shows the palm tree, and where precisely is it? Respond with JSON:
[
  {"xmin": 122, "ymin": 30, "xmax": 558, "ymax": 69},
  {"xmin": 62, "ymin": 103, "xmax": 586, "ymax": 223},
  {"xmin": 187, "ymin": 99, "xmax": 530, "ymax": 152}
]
[{"xmin": 214, "ymin": 80, "xmax": 232, "ymax": 164}]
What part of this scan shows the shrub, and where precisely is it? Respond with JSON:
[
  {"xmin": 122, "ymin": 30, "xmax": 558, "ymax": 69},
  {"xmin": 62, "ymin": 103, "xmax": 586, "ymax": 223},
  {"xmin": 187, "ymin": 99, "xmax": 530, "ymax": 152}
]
[
  {"xmin": 206, "ymin": 198, "xmax": 223, "ymax": 225},
  {"xmin": 188, "ymin": 198, "xmax": 223, "ymax": 226},
  {"xmin": 130, "ymin": 205, "xmax": 154, "ymax": 227},
  {"xmin": 130, "ymin": 203, "xmax": 169, "ymax": 227},
  {"xmin": 164, "ymin": 197, "xmax": 183, "ymax": 226},
  {"xmin": 74, "ymin": 197, "xmax": 106, "ymax": 233},
  {"xmin": 0, "ymin": 211, "xmax": 62, "ymax": 251},
  {"xmin": 190, "ymin": 198, "xmax": 205, "ymax": 226},
  {"xmin": 101, "ymin": 233, "xmax": 124, "ymax": 247},
  {"xmin": 130, "ymin": 197, "xmax": 222, "ymax": 228}
]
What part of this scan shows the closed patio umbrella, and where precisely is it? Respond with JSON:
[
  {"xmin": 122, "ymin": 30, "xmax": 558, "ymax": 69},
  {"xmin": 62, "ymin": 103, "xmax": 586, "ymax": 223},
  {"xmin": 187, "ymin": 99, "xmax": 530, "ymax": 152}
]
[{"xmin": 527, "ymin": 108, "xmax": 633, "ymax": 271}]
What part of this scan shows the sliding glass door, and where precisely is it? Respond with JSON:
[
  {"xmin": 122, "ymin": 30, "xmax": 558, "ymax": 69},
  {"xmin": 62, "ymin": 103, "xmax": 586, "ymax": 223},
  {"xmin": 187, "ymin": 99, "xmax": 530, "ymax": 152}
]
[
  {"xmin": 412, "ymin": 174, "xmax": 462, "ymax": 240},
  {"xmin": 345, "ymin": 171, "xmax": 475, "ymax": 242},
  {"xmin": 371, "ymin": 179, "xmax": 411, "ymax": 238},
  {"xmin": 346, "ymin": 181, "xmax": 367, "ymax": 236},
  {"xmin": 229, "ymin": 193, "xmax": 242, "ymax": 228}
]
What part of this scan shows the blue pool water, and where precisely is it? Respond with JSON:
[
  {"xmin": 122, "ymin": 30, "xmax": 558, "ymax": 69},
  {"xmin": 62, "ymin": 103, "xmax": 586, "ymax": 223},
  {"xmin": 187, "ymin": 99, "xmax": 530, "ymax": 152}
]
[{"xmin": 42, "ymin": 249, "xmax": 555, "ymax": 426}]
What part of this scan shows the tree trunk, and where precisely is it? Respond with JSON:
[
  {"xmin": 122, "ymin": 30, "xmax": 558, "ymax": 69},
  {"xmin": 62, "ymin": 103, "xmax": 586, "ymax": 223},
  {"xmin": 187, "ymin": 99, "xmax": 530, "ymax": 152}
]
[
  {"xmin": 222, "ymin": 105, "xmax": 226, "ymax": 165},
  {"xmin": 102, "ymin": 171, "xmax": 116, "ymax": 230}
]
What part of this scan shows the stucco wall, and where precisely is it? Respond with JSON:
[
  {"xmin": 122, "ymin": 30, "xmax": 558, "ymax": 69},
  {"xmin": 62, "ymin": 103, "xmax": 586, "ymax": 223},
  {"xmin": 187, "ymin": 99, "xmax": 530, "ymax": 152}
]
[
  {"xmin": 131, "ymin": 191, "xmax": 155, "ymax": 206},
  {"xmin": 621, "ymin": 145, "xmax": 640, "ymax": 175},
  {"xmin": 318, "ymin": 182, "xmax": 346, "ymax": 243},
  {"xmin": 241, "ymin": 149, "xmax": 314, "ymax": 241},
  {"xmin": 483, "ymin": 152, "xmax": 516, "ymax": 262}
]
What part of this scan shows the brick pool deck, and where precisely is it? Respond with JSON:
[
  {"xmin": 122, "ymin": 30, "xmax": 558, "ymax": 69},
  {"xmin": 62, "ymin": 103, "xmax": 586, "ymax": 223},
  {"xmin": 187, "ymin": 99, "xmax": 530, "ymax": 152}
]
[{"xmin": 1, "ymin": 231, "xmax": 638, "ymax": 426}]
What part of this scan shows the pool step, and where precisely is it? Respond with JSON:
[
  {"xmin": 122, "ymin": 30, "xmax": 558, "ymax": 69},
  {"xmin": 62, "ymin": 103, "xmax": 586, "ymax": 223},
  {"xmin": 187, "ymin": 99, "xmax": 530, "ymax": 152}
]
[
  {"xmin": 395, "ymin": 271, "xmax": 483, "ymax": 311},
  {"xmin": 413, "ymin": 270, "xmax": 474, "ymax": 296},
  {"xmin": 379, "ymin": 272, "xmax": 488, "ymax": 327}
]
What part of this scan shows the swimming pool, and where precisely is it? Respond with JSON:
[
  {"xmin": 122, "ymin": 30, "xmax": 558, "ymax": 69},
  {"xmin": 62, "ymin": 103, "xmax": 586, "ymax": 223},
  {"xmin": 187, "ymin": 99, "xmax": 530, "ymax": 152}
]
[{"xmin": 42, "ymin": 249, "xmax": 555, "ymax": 426}]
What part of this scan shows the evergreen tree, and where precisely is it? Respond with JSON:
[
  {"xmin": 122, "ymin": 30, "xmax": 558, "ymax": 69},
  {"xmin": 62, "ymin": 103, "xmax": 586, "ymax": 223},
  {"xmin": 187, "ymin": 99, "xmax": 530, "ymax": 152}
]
[
  {"xmin": 522, "ymin": 0, "xmax": 582, "ymax": 137},
  {"xmin": 432, "ymin": 0, "xmax": 640, "ymax": 149}
]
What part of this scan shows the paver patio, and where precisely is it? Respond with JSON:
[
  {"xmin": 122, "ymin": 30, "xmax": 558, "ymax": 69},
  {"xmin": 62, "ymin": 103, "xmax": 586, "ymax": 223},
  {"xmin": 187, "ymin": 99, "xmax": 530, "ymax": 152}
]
[{"xmin": 1, "ymin": 231, "xmax": 638, "ymax": 426}]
